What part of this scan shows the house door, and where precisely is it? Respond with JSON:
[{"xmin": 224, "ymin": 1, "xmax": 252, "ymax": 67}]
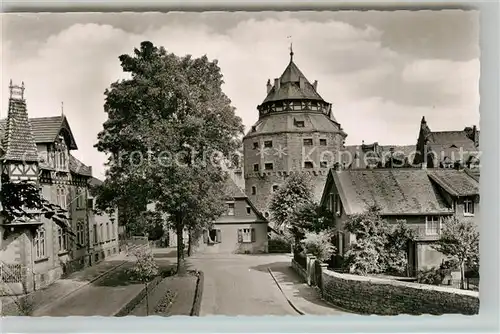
[{"xmin": 408, "ymin": 241, "xmax": 418, "ymax": 277}]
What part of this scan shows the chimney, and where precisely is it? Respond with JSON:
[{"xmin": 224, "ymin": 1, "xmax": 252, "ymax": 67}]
[
  {"xmin": 274, "ymin": 78, "xmax": 280, "ymax": 91},
  {"xmin": 266, "ymin": 79, "xmax": 272, "ymax": 94},
  {"xmin": 313, "ymin": 80, "xmax": 318, "ymax": 90},
  {"xmin": 299, "ymin": 76, "xmax": 305, "ymax": 89}
]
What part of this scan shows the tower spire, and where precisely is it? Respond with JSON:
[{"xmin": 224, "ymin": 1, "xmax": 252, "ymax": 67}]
[{"xmin": 287, "ymin": 35, "xmax": 294, "ymax": 62}]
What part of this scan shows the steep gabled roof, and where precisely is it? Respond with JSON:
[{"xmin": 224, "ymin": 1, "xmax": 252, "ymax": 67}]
[
  {"xmin": 327, "ymin": 169, "xmax": 452, "ymax": 215},
  {"xmin": 1, "ymin": 92, "xmax": 39, "ymax": 162},
  {"xmin": 262, "ymin": 54, "xmax": 324, "ymax": 104},
  {"xmin": 427, "ymin": 169, "xmax": 479, "ymax": 197},
  {"xmin": 69, "ymin": 154, "xmax": 93, "ymax": 177},
  {"xmin": 223, "ymin": 176, "xmax": 247, "ymax": 199},
  {"xmin": 1, "ymin": 115, "xmax": 78, "ymax": 150}
]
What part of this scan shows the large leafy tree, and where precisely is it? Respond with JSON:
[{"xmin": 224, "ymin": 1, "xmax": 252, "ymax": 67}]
[
  {"xmin": 343, "ymin": 207, "xmax": 414, "ymax": 275},
  {"xmin": 1, "ymin": 174, "xmax": 72, "ymax": 234},
  {"xmin": 433, "ymin": 217, "xmax": 479, "ymax": 289},
  {"xmin": 94, "ymin": 41, "xmax": 243, "ymax": 274},
  {"xmin": 269, "ymin": 173, "xmax": 315, "ymax": 232}
]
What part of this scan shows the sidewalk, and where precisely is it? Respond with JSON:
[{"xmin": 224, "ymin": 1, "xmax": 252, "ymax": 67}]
[
  {"xmin": 32, "ymin": 252, "xmax": 144, "ymax": 316},
  {"xmin": 268, "ymin": 262, "xmax": 347, "ymax": 315},
  {"xmin": 2, "ymin": 252, "xmax": 132, "ymax": 316}
]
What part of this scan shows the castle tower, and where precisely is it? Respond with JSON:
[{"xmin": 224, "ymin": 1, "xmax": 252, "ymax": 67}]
[{"xmin": 243, "ymin": 49, "xmax": 347, "ymax": 217}]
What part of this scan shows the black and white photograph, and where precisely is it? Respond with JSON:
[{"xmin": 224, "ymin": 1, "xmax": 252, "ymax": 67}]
[{"xmin": 1, "ymin": 9, "xmax": 481, "ymax": 318}]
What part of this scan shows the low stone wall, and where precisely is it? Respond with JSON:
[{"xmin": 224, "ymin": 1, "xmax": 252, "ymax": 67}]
[
  {"xmin": 291, "ymin": 259, "xmax": 307, "ymax": 282},
  {"xmin": 291, "ymin": 253, "xmax": 479, "ymax": 315},
  {"xmin": 322, "ymin": 269, "xmax": 479, "ymax": 315}
]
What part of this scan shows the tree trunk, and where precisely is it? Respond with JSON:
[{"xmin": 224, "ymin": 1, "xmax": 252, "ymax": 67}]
[
  {"xmin": 187, "ymin": 228, "xmax": 192, "ymax": 257},
  {"xmin": 460, "ymin": 260, "xmax": 465, "ymax": 289},
  {"xmin": 145, "ymin": 282, "xmax": 149, "ymax": 316},
  {"xmin": 176, "ymin": 222, "xmax": 187, "ymax": 276}
]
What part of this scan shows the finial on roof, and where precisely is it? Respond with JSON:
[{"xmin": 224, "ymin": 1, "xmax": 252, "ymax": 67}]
[
  {"xmin": 9, "ymin": 79, "xmax": 25, "ymax": 100},
  {"xmin": 287, "ymin": 35, "xmax": 294, "ymax": 62},
  {"xmin": 61, "ymin": 101, "xmax": 64, "ymax": 116},
  {"xmin": 421, "ymin": 116, "xmax": 426, "ymax": 123}
]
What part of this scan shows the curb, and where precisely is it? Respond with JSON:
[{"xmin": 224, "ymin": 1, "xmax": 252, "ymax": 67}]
[
  {"xmin": 33, "ymin": 253, "xmax": 133, "ymax": 316},
  {"xmin": 190, "ymin": 271, "xmax": 204, "ymax": 316},
  {"xmin": 267, "ymin": 267, "xmax": 305, "ymax": 316},
  {"xmin": 114, "ymin": 275, "xmax": 163, "ymax": 317}
]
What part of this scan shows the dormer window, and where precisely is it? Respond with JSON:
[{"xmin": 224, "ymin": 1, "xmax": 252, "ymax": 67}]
[{"xmin": 294, "ymin": 118, "xmax": 305, "ymax": 128}]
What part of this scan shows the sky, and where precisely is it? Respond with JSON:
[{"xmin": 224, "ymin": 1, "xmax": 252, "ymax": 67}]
[{"xmin": 1, "ymin": 11, "xmax": 480, "ymax": 179}]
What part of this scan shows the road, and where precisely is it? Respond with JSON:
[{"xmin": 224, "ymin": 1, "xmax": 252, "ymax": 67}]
[{"xmin": 189, "ymin": 253, "xmax": 298, "ymax": 316}]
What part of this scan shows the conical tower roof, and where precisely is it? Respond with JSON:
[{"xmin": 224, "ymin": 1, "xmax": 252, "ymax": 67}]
[
  {"xmin": 2, "ymin": 81, "xmax": 39, "ymax": 162},
  {"xmin": 262, "ymin": 51, "xmax": 324, "ymax": 104}
]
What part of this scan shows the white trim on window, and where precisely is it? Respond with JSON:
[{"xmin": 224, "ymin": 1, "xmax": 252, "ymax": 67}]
[
  {"xmin": 463, "ymin": 199, "xmax": 475, "ymax": 216},
  {"xmin": 425, "ymin": 216, "xmax": 442, "ymax": 235}
]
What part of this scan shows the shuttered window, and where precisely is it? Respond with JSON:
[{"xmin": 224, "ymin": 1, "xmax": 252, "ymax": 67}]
[
  {"xmin": 205, "ymin": 229, "xmax": 221, "ymax": 244},
  {"xmin": 238, "ymin": 228, "xmax": 256, "ymax": 243}
]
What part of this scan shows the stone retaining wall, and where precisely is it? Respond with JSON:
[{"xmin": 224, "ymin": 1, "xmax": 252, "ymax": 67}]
[{"xmin": 291, "ymin": 254, "xmax": 479, "ymax": 315}]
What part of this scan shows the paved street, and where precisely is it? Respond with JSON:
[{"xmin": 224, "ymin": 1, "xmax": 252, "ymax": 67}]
[{"xmin": 189, "ymin": 253, "xmax": 303, "ymax": 316}]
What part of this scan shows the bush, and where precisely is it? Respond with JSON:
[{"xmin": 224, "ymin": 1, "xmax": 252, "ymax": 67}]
[
  {"xmin": 303, "ymin": 232, "xmax": 336, "ymax": 262},
  {"xmin": 417, "ymin": 260, "xmax": 459, "ymax": 285},
  {"xmin": 268, "ymin": 234, "xmax": 292, "ymax": 253}
]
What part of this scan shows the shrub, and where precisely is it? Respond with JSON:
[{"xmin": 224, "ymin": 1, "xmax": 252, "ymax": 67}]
[
  {"xmin": 268, "ymin": 234, "xmax": 292, "ymax": 253},
  {"xmin": 303, "ymin": 232, "xmax": 336, "ymax": 262}
]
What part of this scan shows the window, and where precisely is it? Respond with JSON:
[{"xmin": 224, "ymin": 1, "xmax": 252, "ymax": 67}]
[
  {"xmin": 57, "ymin": 187, "xmax": 67, "ymax": 209},
  {"xmin": 253, "ymin": 164, "xmax": 259, "ymax": 172},
  {"xmin": 227, "ymin": 203, "xmax": 235, "ymax": 216},
  {"xmin": 206, "ymin": 229, "xmax": 221, "ymax": 244},
  {"xmin": 253, "ymin": 142, "xmax": 259, "ymax": 150},
  {"xmin": 57, "ymin": 226, "xmax": 68, "ymax": 252},
  {"xmin": 264, "ymin": 212, "xmax": 270, "ymax": 219},
  {"xmin": 34, "ymin": 227, "xmax": 46, "ymax": 259},
  {"xmin": 93, "ymin": 224, "xmax": 98, "ymax": 244},
  {"xmin": 320, "ymin": 139, "xmax": 327, "ymax": 146},
  {"xmin": 246, "ymin": 206, "xmax": 251, "ymax": 215},
  {"xmin": 238, "ymin": 228, "xmax": 256, "ymax": 243},
  {"xmin": 106, "ymin": 223, "xmax": 110, "ymax": 241},
  {"xmin": 272, "ymin": 185, "xmax": 279, "ymax": 193},
  {"xmin": 264, "ymin": 163, "xmax": 273, "ymax": 170},
  {"xmin": 304, "ymin": 161, "xmax": 314, "ymax": 169},
  {"xmin": 303, "ymin": 138, "xmax": 313, "ymax": 146},
  {"xmin": 111, "ymin": 220, "xmax": 115, "ymax": 239},
  {"xmin": 330, "ymin": 193, "xmax": 342, "ymax": 215},
  {"xmin": 251, "ymin": 186, "xmax": 257, "ymax": 195},
  {"xmin": 99, "ymin": 224, "xmax": 104, "ymax": 243},
  {"xmin": 320, "ymin": 161, "xmax": 328, "ymax": 168},
  {"xmin": 425, "ymin": 216, "xmax": 442, "ymax": 235},
  {"xmin": 464, "ymin": 199, "xmax": 474, "ymax": 215},
  {"xmin": 264, "ymin": 140, "xmax": 273, "ymax": 148},
  {"xmin": 94, "ymin": 253, "xmax": 99, "ymax": 262},
  {"xmin": 295, "ymin": 120, "xmax": 305, "ymax": 128},
  {"xmin": 76, "ymin": 188, "xmax": 86, "ymax": 209},
  {"xmin": 76, "ymin": 221, "xmax": 85, "ymax": 246}
]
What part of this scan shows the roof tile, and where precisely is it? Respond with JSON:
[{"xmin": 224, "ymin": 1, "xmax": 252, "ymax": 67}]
[
  {"xmin": 427, "ymin": 169, "xmax": 479, "ymax": 197},
  {"xmin": 2, "ymin": 98, "xmax": 39, "ymax": 162},
  {"xmin": 333, "ymin": 169, "xmax": 452, "ymax": 215}
]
